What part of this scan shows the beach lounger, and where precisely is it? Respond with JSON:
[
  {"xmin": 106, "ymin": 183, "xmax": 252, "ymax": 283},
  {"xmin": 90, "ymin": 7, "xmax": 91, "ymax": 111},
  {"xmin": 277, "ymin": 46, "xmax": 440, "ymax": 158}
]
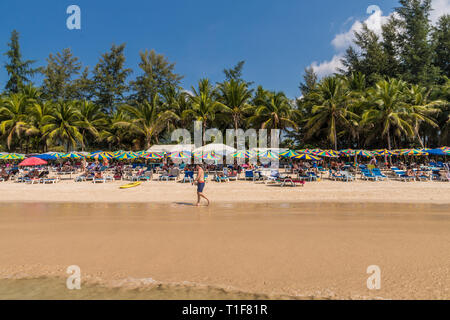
[
  {"xmin": 181, "ymin": 171, "xmax": 194, "ymax": 183},
  {"xmin": 42, "ymin": 177, "xmax": 60, "ymax": 184},
  {"xmin": 361, "ymin": 169, "xmax": 378, "ymax": 181},
  {"xmin": 372, "ymin": 168, "xmax": 387, "ymax": 180},
  {"xmin": 280, "ymin": 178, "xmax": 305, "ymax": 187},
  {"xmin": 245, "ymin": 170, "xmax": 256, "ymax": 181}
]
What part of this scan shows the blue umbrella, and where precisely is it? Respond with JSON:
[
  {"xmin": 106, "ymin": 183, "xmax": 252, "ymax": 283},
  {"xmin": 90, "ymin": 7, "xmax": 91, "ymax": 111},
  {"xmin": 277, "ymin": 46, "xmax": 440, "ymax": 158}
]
[
  {"xmin": 427, "ymin": 149, "xmax": 447, "ymax": 156},
  {"xmin": 35, "ymin": 154, "xmax": 57, "ymax": 160}
]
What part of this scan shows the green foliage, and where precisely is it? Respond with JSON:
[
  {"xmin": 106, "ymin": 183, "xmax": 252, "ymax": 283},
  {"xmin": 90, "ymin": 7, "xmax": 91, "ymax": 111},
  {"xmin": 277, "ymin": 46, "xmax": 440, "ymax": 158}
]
[{"xmin": 4, "ymin": 30, "xmax": 38, "ymax": 93}]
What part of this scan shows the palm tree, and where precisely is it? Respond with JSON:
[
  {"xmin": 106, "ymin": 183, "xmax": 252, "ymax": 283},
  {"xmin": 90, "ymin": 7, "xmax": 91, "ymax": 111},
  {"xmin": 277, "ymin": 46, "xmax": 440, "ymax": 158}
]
[
  {"xmin": 29, "ymin": 100, "xmax": 54, "ymax": 152},
  {"xmin": 0, "ymin": 93, "xmax": 33, "ymax": 151},
  {"xmin": 217, "ymin": 79, "xmax": 254, "ymax": 131},
  {"xmin": 304, "ymin": 77, "xmax": 358, "ymax": 150},
  {"xmin": 362, "ymin": 78, "xmax": 413, "ymax": 150},
  {"xmin": 406, "ymin": 85, "xmax": 443, "ymax": 147},
  {"xmin": 248, "ymin": 91, "xmax": 299, "ymax": 131},
  {"xmin": 99, "ymin": 110, "xmax": 130, "ymax": 150},
  {"xmin": 75, "ymin": 100, "xmax": 107, "ymax": 151},
  {"xmin": 42, "ymin": 101, "xmax": 83, "ymax": 152},
  {"xmin": 183, "ymin": 79, "xmax": 228, "ymax": 143},
  {"xmin": 117, "ymin": 96, "xmax": 179, "ymax": 149}
]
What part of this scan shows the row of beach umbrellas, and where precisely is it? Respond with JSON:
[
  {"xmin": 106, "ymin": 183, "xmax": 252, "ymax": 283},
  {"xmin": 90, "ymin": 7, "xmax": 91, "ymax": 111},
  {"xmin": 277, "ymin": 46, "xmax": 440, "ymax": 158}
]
[{"xmin": 0, "ymin": 147, "xmax": 448, "ymax": 165}]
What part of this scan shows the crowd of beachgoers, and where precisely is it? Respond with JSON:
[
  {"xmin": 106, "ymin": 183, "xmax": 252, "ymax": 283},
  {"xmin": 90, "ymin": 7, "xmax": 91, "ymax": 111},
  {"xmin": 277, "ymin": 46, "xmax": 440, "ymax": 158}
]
[{"xmin": 0, "ymin": 148, "xmax": 448, "ymax": 186}]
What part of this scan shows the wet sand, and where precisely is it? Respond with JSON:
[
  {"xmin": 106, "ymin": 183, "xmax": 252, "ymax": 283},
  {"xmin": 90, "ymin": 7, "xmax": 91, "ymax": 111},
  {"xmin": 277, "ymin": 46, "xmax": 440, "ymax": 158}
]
[{"xmin": 0, "ymin": 202, "xmax": 449, "ymax": 299}]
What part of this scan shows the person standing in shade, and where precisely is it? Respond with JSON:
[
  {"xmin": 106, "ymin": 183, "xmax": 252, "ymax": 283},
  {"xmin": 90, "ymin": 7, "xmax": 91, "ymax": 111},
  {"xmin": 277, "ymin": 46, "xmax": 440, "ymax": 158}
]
[{"xmin": 193, "ymin": 164, "xmax": 209, "ymax": 206}]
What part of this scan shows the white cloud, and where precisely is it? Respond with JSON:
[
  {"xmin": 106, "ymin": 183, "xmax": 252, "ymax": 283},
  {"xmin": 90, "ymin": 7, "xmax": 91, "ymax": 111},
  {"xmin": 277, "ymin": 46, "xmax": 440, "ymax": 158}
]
[
  {"xmin": 309, "ymin": 0, "xmax": 449, "ymax": 78},
  {"xmin": 331, "ymin": 9, "xmax": 390, "ymax": 51},
  {"xmin": 430, "ymin": 0, "xmax": 450, "ymax": 24},
  {"xmin": 310, "ymin": 55, "xmax": 344, "ymax": 78}
]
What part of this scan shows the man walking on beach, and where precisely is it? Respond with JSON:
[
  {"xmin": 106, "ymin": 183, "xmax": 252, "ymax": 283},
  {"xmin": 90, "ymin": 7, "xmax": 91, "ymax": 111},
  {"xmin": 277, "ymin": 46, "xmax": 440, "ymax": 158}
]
[{"xmin": 193, "ymin": 164, "xmax": 210, "ymax": 206}]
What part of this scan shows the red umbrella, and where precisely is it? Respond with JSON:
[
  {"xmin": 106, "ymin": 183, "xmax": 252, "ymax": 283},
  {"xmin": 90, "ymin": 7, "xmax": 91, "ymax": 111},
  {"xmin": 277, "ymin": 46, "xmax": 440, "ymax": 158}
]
[{"xmin": 19, "ymin": 157, "xmax": 48, "ymax": 166}]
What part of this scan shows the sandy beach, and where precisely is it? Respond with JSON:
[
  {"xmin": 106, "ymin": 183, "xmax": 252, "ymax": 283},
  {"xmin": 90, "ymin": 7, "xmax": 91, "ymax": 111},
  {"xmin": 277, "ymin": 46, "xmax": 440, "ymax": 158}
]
[
  {"xmin": 0, "ymin": 179, "xmax": 449, "ymax": 204},
  {"xmin": 0, "ymin": 193, "xmax": 450, "ymax": 299}
]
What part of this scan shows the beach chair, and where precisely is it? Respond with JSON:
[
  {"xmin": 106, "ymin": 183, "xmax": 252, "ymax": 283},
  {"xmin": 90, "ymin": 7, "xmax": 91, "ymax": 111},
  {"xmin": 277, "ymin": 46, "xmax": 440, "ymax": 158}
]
[
  {"xmin": 168, "ymin": 168, "xmax": 180, "ymax": 181},
  {"xmin": 138, "ymin": 171, "xmax": 153, "ymax": 181},
  {"xmin": 266, "ymin": 170, "xmax": 280, "ymax": 184},
  {"xmin": 361, "ymin": 169, "xmax": 377, "ymax": 181},
  {"xmin": 42, "ymin": 177, "xmax": 60, "ymax": 184},
  {"xmin": 329, "ymin": 170, "xmax": 345, "ymax": 181},
  {"xmin": 372, "ymin": 168, "xmax": 387, "ymax": 180},
  {"xmin": 245, "ymin": 170, "xmax": 255, "ymax": 181},
  {"xmin": 181, "ymin": 171, "xmax": 194, "ymax": 183}
]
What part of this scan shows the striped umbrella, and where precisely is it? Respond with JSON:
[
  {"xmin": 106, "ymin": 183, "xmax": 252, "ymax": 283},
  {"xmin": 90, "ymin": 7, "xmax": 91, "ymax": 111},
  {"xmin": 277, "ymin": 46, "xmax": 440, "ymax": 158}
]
[
  {"xmin": 280, "ymin": 150, "xmax": 300, "ymax": 158},
  {"xmin": 140, "ymin": 151, "xmax": 163, "ymax": 159},
  {"xmin": 0, "ymin": 153, "xmax": 25, "ymax": 160},
  {"xmin": 168, "ymin": 151, "xmax": 192, "ymax": 159},
  {"xmin": 46, "ymin": 152, "xmax": 65, "ymax": 158},
  {"xmin": 292, "ymin": 153, "xmax": 321, "ymax": 161},
  {"xmin": 354, "ymin": 150, "xmax": 374, "ymax": 157},
  {"xmin": 232, "ymin": 150, "xmax": 256, "ymax": 159},
  {"xmin": 88, "ymin": 151, "xmax": 114, "ymax": 159},
  {"xmin": 62, "ymin": 152, "xmax": 84, "ymax": 159},
  {"xmin": 399, "ymin": 149, "xmax": 428, "ymax": 156},
  {"xmin": 339, "ymin": 149, "xmax": 355, "ymax": 156},
  {"xmin": 297, "ymin": 149, "xmax": 315, "ymax": 154},
  {"xmin": 373, "ymin": 149, "xmax": 395, "ymax": 156},
  {"xmin": 258, "ymin": 150, "xmax": 279, "ymax": 159},
  {"xmin": 310, "ymin": 149, "xmax": 324, "ymax": 155},
  {"xmin": 201, "ymin": 151, "xmax": 221, "ymax": 161},
  {"xmin": 114, "ymin": 151, "xmax": 138, "ymax": 160},
  {"xmin": 315, "ymin": 150, "xmax": 339, "ymax": 158}
]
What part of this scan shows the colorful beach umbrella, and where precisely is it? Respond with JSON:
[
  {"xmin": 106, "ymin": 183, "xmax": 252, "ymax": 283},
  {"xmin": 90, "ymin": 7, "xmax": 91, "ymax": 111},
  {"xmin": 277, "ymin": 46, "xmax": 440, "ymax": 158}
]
[
  {"xmin": 373, "ymin": 149, "xmax": 395, "ymax": 156},
  {"xmin": 292, "ymin": 153, "xmax": 321, "ymax": 161},
  {"xmin": 339, "ymin": 149, "xmax": 355, "ymax": 156},
  {"xmin": 114, "ymin": 151, "xmax": 138, "ymax": 160},
  {"xmin": 0, "ymin": 153, "xmax": 25, "ymax": 160},
  {"xmin": 88, "ymin": 151, "xmax": 114, "ymax": 160},
  {"xmin": 232, "ymin": 150, "xmax": 256, "ymax": 159},
  {"xmin": 200, "ymin": 151, "xmax": 221, "ymax": 160},
  {"xmin": 62, "ymin": 152, "xmax": 85, "ymax": 159},
  {"xmin": 310, "ymin": 148, "xmax": 324, "ymax": 155},
  {"xmin": 139, "ymin": 151, "xmax": 163, "ymax": 159},
  {"xmin": 168, "ymin": 151, "xmax": 192, "ymax": 159},
  {"xmin": 258, "ymin": 150, "xmax": 279, "ymax": 159},
  {"xmin": 280, "ymin": 150, "xmax": 300, "ymax": 158},
  {"xmin": 315, "ymin": 150, "xmax": 339, "ymax": 158},
  {"xmin": 354, "ymin": 150, "xmax": 374, "ymax": 157},
  {"xmin": 19, "ymin": 157, "xmax": 47, "ymax": 166},
  {"xmin": 399, "ymin": 149, "xmax": 427, "ymax": 156},
  {"xmin": 297, "ymin": 149, "xmax": 315, "ymax": 154}
]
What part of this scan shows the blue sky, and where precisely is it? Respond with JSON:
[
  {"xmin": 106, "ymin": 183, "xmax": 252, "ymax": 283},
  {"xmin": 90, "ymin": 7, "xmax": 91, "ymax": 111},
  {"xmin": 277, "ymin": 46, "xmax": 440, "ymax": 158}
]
[{"xmin": 2, "ymin": 0, "xmax": 446, "ymax": 98}]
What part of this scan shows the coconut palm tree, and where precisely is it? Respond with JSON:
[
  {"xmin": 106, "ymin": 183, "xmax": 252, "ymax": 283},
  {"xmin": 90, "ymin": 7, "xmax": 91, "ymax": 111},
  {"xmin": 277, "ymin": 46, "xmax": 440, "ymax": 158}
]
[
  {"xmin": 0, "ymin": 93, "xmax": 33, "ymax": 151},
  {"xmin": 248, "ymin": 91, "xmax": 298, "ymax": 131},
  {"xmin": 41, "ymin": 101, "xmax": 84, "ymax": 152},
  {"xmin": 75, "ymin": 100, "xmax": 107, "ymax": 150},
  {"xmin": 183, "ymin": 79, "xmax": 228, "ymax": 143},
  {"xmin": 304, "ymin": 77, "xmax": 359, "ymax": 150},
  {"xmin": 116, "ymin": 95, "xmax": 179, "ymax": 149},
  {"xmin": 28, "ymin": 100, "xmax": 54, "ymax": 152},
  {"xmin": 217, "ymin": 79, "xmax": 254, "ymax": 131},
  {"xmin": 406, "ymin": 84, "xmax": 443, "ymax": 147},
  {"xmin": 361, "ymin": 78, "xmax": 413, "ymax": 150}
]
